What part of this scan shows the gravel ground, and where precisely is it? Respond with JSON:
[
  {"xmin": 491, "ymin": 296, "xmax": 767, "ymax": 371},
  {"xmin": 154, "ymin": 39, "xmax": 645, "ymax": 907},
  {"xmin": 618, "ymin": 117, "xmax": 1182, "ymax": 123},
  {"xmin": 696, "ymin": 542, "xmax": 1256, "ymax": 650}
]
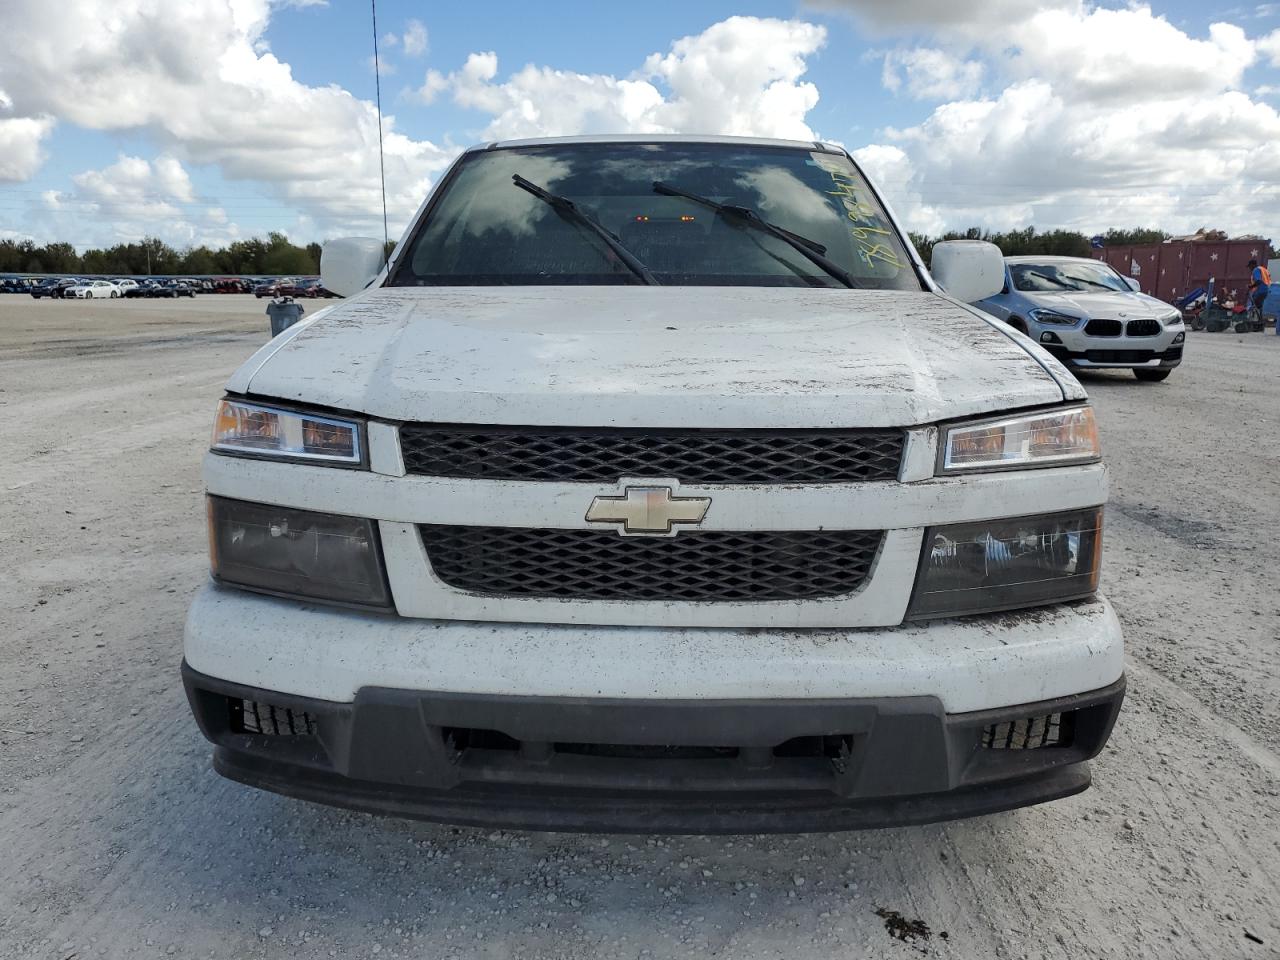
[{"xmin": 1, "ymin": 295, "xmax": 1278, "ymax": 960}]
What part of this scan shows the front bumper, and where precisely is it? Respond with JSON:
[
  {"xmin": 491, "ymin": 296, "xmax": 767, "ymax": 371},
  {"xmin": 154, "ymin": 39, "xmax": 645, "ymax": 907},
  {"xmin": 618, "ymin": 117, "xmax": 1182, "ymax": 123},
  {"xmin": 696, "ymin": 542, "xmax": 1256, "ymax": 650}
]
[
  {"xmin": 184, "ymin": 585, "xmax": 1125, "ymax": 711},
  {"xmin": 184, "ymin": 662, "xmax": 1124, "ymax": 833},
  {"xmin": 1037, "ymin": 325, "xmax": 1184, "ymax": 369}
]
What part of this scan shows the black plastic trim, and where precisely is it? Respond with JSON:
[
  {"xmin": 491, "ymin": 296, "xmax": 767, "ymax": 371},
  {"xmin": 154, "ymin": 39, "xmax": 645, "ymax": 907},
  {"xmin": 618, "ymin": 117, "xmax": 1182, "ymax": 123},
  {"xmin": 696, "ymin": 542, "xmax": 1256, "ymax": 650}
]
[{"xmin": 183, "ymin": 662, "xmax": 1125, "ymax": 834}]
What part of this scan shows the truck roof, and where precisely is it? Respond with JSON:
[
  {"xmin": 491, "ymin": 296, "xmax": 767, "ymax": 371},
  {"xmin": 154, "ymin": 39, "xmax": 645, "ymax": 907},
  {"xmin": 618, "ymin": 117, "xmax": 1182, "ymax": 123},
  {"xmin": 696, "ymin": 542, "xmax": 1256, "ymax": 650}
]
[{"xmin": 476, "ymin": 133, "xmax": 846, "ymax": 154}]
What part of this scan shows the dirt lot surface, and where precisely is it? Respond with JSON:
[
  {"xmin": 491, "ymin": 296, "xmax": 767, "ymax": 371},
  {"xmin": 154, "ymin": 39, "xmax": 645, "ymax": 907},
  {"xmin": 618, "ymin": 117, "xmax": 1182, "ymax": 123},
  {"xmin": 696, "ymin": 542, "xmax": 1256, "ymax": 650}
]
[{"xmin": 1, "ymin": 295, "xmax": 1278, "ymax": 959}]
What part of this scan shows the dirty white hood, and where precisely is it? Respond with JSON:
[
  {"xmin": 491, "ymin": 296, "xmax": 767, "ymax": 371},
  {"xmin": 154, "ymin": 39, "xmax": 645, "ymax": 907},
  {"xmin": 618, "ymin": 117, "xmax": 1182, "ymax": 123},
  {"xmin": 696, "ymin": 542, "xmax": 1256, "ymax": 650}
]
[{"xmin": 232, "ymin": 287, "xmax": 1073, "ymax": 428}]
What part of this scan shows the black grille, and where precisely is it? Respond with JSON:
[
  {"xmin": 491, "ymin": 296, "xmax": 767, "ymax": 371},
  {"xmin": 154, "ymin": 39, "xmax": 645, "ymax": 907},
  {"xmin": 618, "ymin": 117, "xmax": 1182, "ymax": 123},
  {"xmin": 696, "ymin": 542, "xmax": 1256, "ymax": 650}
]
[
  {"xmin": 1126, "ymin": 318, "xmax": 1162, "ymax": 337},
  {"xmin": 233, "ymin": 699, "xmax": 316, "ymax": 736},
  {"xmin": 421, "ymin": 526, "xmax": 883, "ymax": 602},
  {"xmin": 399, "ymin": 425, "xmax": 904, "ymax": 484},
  {"xmin": 1084, "ymin": 349, "xmax": 1156, "ymax": 363},
  {"xmin": 982, "ymin": 713, "xmax": 1068, "ymax": 749},
  {"xmin": 1084, "ymin": 318, "xmax": 1122, "ymax": 337}
]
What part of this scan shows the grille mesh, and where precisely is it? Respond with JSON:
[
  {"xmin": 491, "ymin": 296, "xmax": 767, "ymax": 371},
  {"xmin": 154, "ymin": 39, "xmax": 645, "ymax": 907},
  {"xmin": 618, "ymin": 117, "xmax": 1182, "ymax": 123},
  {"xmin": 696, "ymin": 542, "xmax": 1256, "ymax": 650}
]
[
  {"xmin": 1084, "ymin": 318, "xmax": 1121, "ymax": 337},
  {"xmin": 399, "ymin": 426, "xmax": 904, "ymax": 484},
  {"xmin": 1125, "ymin": 318, "xmax": 1162, "ymax": 337},
  {"xmin": 421, "ymin": 525, "xmax": 883, "ymax": 602}
]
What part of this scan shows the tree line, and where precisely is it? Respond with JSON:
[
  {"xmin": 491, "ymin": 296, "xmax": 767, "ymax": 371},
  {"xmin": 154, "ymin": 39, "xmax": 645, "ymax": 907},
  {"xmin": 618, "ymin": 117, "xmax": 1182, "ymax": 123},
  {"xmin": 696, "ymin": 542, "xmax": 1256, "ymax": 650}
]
[
  {"xmin": 1, "ymin": 226, "xmax": 1269, "ymax": 277},
  {"xmin": 0, "ymin": 232, "xmax": 323, "ymax": 276},
  {"xmin": 908, "ymin": 227, "xmax": 1274, "ymax": 265},
  {"xmin": 906, "ymin": 227, "xmax": 1174, "ymax": 264}
]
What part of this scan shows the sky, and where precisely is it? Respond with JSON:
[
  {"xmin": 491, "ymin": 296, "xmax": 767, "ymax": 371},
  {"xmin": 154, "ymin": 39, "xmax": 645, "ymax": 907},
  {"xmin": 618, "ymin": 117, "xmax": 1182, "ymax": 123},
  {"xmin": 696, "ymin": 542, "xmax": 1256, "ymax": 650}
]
[{"xmin": 1, "ymin": 0, "xmax": 1278, "ymax": 251}]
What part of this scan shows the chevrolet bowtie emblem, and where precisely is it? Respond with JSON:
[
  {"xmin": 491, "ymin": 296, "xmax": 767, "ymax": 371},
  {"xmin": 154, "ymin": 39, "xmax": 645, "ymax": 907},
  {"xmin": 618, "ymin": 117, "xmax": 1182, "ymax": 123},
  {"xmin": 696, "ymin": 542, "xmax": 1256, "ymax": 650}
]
[{"xmin": 585, "ymin": 486, "xmax": 711, "ymax": 535}]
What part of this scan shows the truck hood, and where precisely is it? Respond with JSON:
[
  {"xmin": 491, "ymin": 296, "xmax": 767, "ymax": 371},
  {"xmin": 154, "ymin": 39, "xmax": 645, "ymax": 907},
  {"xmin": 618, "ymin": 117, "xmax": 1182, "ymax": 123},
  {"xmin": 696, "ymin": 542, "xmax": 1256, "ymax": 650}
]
[
  {"xmin": 1024, "ymin": 289, "xmax": 1173, "ymax": 318},
  {"xmin": 234, "ymin": 287, "xmax": 1072, "ymax": 428}
]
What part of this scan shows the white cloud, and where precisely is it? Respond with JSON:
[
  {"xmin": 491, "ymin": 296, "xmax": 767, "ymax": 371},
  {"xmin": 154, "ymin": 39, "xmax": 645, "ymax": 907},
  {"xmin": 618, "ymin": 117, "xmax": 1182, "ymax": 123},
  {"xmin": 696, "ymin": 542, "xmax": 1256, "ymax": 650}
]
[
  {"xmin": 424, "ymin": 17, "xmax": 827, "ymax": 141},
  {"xmin": 0, "ymin": 0, "xmax": 457, "ymax": 239},
  {"xmin": 881, "ymin": 48, "xmax": 983, "ymax": 99},
  {"xmin": 0, "ymin": 116, "xmax": 54, "ymax": 182},
  {"xmin": 402, "ymin": 19, "xmax": 428, "ymax": 57},
  {"xmin": 807, "ymin": 0, "xmax": 1079, "ymax": 33},
  {"xmin": 71, "ymin": 154, "xmax": 196, "ymax": 207},
  {"xmin": 1260, "ymin": 28, "xmax": 1280, "ymax": 66},
  {"xmin": 29, "ymin": 154, "xmax": 243, "ymax": 248},
  {"xmin": 850, "ymin": 4, "xmax": 1280, "ymax": 239},
  {"xmin": 1006, "ymin": 10, "xmax": 1253, "ymax": 102}
]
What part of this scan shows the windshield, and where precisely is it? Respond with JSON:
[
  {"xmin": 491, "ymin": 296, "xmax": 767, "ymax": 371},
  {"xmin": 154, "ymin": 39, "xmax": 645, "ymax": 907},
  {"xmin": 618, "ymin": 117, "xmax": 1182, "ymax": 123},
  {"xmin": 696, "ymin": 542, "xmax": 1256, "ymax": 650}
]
[
  {"xmin": 1010, "ymin": 260, "xmax": 1130, "ymax": 294},
  {"xmin": 389, "ymin": 142, "xmax": 918, "ymax": 289}
]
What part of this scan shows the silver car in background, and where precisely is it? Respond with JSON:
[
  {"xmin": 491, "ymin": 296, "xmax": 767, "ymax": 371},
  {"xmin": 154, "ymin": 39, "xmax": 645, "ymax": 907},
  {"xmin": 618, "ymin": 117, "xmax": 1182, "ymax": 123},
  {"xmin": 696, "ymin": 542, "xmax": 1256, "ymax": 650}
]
[{"xmin": 973, "ymin": 256, "xmax": 1185, "ymax": 382}]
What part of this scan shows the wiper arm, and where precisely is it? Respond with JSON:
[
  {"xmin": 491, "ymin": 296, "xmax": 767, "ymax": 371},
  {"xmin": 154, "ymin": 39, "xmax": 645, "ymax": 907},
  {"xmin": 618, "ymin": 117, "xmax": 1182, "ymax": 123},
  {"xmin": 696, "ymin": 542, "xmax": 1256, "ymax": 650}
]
[
  {"xmin": 652, "ymin": 181, "xmax": 857, "ymax": 289},
  {"xmin": 1073, "ymin": 277, "xmax": 1119, "ymax": 291},
  {"xmin": 512, "ymin": 174, "xmax": 658, "ymax": 286},
  {"xmin": 1026, "ymin": 269, "xmax": 1076, "ymax": 290}
]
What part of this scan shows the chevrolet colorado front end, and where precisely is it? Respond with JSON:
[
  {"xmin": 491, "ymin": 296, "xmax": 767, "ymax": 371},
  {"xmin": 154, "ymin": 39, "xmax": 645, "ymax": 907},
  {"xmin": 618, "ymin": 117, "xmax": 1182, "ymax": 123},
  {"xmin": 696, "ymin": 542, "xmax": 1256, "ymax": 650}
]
[{"xmin": 183, "ymin": 135, "xmax": 1123, "ymax": 833}]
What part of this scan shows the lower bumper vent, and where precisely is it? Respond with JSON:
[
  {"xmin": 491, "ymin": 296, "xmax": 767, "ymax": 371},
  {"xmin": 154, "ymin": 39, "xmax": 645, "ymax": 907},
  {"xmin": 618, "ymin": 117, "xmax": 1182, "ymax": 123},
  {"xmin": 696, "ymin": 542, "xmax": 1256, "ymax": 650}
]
[
  {"xmin": 982, "ymin": 713, "xmax": 1068, "ymax": 750},
  {"xmin": 1084, "ymin": 349, "xmax": 1156, "ymax": 363},
  {"xmin": 233, "ymin": 699, "xmax": 317, "ymax": 736}
]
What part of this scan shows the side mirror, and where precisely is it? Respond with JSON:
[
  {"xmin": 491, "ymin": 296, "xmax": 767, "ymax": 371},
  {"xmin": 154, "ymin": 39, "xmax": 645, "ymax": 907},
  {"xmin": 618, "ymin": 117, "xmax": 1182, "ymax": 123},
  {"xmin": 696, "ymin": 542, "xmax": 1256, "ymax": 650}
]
[
  {"xmin": 1121, "ymin": 276, "xmax": 1141, "ymax": 292},
  {"xmin": 930, "ymin": 240, "xmax": 1006, "ymax": 303},
  {"xmin": 320, "ymin": 237, "xmax": 387, "ymax": 298}
]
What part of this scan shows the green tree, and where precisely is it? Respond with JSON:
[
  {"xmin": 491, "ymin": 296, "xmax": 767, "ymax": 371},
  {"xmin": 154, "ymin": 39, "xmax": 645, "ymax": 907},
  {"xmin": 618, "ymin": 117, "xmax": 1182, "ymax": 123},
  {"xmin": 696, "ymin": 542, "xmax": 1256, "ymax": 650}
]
[
  {"xmin": 1102, "ymin": 228, "xmax": 1169, "ymax": 246},
  {"xmin": 178, "ymin": 246, "xmax": 219, "ymax": 276}
]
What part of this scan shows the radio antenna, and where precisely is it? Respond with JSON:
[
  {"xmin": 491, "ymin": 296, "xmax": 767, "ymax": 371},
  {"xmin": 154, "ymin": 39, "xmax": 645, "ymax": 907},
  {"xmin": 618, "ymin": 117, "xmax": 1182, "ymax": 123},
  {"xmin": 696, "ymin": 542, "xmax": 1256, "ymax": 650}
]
[{"xmin": 370, "ymin": 0, "xmax": 390, "ymax": 249}]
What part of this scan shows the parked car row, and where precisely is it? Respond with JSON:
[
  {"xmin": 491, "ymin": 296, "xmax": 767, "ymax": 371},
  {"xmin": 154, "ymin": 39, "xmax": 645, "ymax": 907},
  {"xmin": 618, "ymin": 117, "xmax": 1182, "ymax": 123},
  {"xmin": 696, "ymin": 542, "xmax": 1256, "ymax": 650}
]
[
  {"xmin": 19, "ymin": 277, "xmax": 198, "ymax": 299},
  {"xmin": 3, "ymin": 274, "xmax": 334, "ymax": 299},
  {"xmin": 253, "ymin": 277, "xmax": 335, "ymax": 298}
]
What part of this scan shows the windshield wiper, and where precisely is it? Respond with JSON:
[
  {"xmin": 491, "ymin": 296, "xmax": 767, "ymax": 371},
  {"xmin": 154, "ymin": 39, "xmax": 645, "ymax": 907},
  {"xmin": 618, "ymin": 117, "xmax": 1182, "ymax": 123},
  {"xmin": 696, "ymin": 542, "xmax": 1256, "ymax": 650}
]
[
  {"xmin": 512, "ymin": 174, "xmax": 658, "ymax": 286},
  {"xmin": 1071, "ymin": 276, "xmax": 1121, "ymax": 292},
  {"xmin": 652, "ymin": 181, "xmax": 857, "ymax": 289},
  {"xmin": 1026, "ymin": 269, "xmax": 1077, "ymax": 290}
]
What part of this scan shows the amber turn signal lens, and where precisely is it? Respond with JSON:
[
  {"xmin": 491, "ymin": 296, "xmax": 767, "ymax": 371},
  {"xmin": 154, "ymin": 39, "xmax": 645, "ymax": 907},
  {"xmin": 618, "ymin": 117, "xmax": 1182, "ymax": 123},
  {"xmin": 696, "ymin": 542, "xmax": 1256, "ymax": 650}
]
[
  {"xmin": 941, "ymin": 406, "xmax": 1099, "ymax": 473},
  {"xmin": 211, "ymin": 398, "xmax": 362, "ymax": 465}
]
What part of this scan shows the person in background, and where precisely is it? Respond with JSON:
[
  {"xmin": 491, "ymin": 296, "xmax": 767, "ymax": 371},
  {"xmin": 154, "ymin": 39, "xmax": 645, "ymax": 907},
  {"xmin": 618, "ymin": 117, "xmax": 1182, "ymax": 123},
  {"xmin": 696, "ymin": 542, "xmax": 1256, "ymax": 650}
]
[{"xmin": 1248, "ymin": 258, "xmax": 1271, "ymax": 317}]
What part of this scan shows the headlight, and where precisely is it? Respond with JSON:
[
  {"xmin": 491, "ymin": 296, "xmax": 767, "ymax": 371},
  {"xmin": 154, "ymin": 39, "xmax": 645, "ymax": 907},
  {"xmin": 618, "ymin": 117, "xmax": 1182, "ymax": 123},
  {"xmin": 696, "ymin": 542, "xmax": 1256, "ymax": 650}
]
[
  {"xmin": 906, "ymin": 507, "xmax": 1103, "ymax": 619},
  {"xmin": 212, "ymin": 398, "xmax": 363, "ymax": 466},
  {"xmin": 1028, "ymin": 308, "xmax": 1081, "ymax": 326},
  {"xmin": 208, "ymin": 497, "xmax": 390, "ymax": 608},
  {"xmin": 1161, "ymin": 310, "xmax": 1183, "ymax": 326},
  {"xmin": 940, "ymin": 405, "xmax": 1100, "ymax": 474}
]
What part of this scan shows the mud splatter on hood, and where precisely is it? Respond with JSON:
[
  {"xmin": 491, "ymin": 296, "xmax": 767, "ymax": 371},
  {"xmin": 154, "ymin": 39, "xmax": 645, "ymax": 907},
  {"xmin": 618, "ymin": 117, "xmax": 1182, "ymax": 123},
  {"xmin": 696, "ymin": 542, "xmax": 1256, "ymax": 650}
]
[{"xmin": 230, "ymin": 286, "xmax": 1071, "ymax": 428}]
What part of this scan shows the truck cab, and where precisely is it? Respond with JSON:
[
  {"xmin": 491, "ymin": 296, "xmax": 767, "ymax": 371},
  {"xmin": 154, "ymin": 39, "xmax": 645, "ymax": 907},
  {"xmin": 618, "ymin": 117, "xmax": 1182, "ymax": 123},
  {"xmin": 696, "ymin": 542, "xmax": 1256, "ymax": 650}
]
[{"xmin": 183, "ymin": 135, "xmax": 1123, "ymax": 833}]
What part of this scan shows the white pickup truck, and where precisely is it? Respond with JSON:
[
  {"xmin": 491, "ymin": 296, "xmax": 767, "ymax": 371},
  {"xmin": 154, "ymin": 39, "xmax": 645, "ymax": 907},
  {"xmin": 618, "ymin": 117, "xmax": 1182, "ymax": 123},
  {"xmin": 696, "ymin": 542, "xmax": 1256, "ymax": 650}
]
[{"xmin": 183, "ymin": 135, "xmax": 1123, "ymax": 833}]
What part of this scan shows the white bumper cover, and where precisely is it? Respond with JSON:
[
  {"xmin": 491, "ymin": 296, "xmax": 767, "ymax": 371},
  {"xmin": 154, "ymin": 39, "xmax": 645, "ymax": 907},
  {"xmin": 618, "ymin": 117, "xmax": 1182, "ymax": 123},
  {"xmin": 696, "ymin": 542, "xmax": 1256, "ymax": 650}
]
[{"xmin": 184, "ymin": 584, "xmax": 1124, "ymax": 714}]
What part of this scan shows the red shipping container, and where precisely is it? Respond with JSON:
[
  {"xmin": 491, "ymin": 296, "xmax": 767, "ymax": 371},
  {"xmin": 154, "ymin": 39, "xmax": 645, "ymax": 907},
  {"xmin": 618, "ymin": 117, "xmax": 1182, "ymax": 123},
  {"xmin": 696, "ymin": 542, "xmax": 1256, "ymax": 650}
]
[{"xmin": 1094, "ymin": 238, "xmax": 1272, "ymax": 304}]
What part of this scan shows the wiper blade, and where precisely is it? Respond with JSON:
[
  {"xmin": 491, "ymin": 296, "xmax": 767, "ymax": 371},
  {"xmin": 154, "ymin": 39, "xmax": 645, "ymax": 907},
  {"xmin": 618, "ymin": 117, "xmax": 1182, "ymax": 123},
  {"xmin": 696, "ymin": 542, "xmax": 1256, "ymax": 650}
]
[
  {"xmin": 512, "ymin": 174, "xmax": 658, "ymax": 286},
  {"xmin": 1026, "ymin": 269, "xmax": 1076, "ymax": 290},
  {"xmin": 653, "ymin": 181, "xmax": 857, "ymax": 289},
  {"xmin": 1071, "ymin": 277, "xmax": 1118, "ymax": 291}
]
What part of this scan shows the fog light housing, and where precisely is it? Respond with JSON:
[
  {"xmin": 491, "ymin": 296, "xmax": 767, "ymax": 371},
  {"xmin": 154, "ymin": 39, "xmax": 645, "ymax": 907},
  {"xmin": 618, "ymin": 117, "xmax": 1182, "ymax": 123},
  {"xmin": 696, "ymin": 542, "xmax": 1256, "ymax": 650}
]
[
  {"xmin": 208, "ymin": 496, "xmax": 391, "ymax": 608},
  {"xmin": 1172, "ymin": 332, "xmax": 1185, "ymax": 344},
  {"xmin": 1040, "ymin": 331, "xmax": 1062, "ymax": 344},
  {"xmin": 906, "ymin": 507, "xmax": 1103, "ymax": 619}
]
